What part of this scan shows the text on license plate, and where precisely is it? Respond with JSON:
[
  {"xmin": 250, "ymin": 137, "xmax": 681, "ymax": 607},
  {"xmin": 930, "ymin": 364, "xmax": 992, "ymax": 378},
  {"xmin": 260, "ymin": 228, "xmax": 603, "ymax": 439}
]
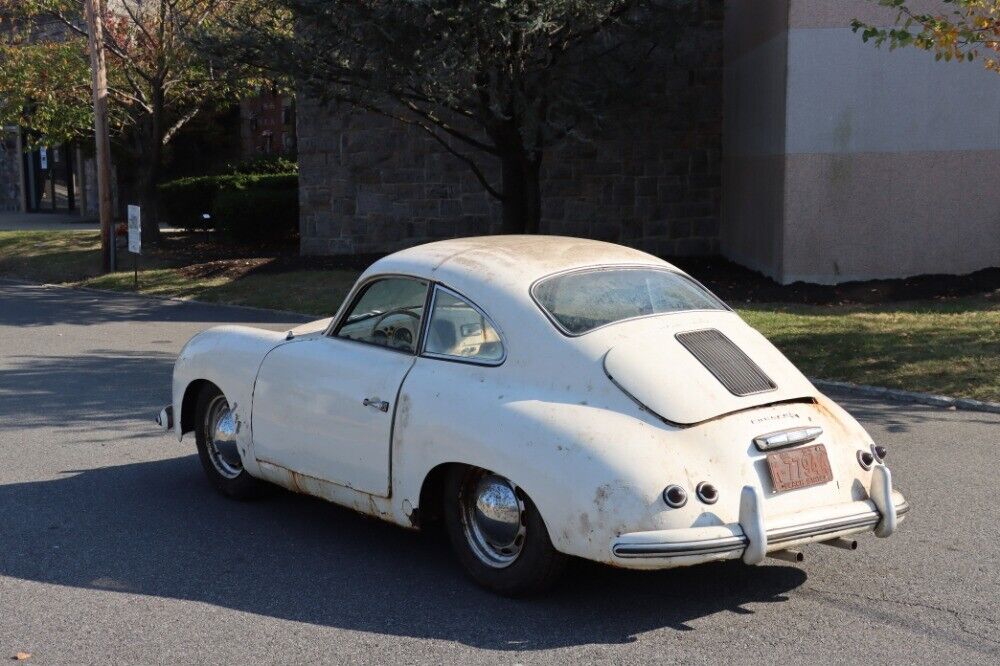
[{"xmin": 766, "ymin": 443, "xmax": 833, "ymax": 493}]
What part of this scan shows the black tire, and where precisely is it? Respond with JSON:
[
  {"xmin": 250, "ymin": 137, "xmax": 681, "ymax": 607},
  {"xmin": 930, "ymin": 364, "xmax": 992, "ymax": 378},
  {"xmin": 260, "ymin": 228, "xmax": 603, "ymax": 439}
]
[
  {"xmin": 194, "ymin": 383, "xmax": 264, "ymax": 500},
  {"xmin": 443, "ymin": 466, "xmax": 566, "ymax": 596}
]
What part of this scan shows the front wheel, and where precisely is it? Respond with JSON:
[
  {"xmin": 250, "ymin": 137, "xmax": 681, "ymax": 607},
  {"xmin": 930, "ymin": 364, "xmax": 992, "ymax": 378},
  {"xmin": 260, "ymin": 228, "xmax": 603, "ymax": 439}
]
[
  {"xmin": 194, "ymin": 384, "xmax": 263, "ymax": 499},
  {"xmin": 443, "ymin": 466, "xmax": 566, "ymax": 596}
]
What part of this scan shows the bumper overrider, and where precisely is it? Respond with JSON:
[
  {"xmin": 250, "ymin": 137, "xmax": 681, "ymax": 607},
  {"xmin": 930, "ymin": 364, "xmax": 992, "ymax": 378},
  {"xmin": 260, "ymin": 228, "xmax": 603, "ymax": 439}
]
[
  {"xmin": 156, "ymin": 405, "xmax": 174, "ymax": 431},
  {"xmin": 612, "ymin": 465, "xmax": 908, "ymax": 566}
]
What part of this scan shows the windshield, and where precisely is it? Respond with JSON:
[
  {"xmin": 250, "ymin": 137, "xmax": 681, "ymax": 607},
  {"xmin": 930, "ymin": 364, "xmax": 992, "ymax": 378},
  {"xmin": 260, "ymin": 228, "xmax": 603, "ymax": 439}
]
[{"xmin": 532, "ymin": 267, "xmax": 727, "ymax": 335}]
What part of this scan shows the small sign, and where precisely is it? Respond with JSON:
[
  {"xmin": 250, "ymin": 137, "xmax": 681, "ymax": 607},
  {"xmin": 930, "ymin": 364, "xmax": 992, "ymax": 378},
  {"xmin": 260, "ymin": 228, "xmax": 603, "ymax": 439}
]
[
  {"xmin": 39, "ymin": 147, "xmax": 48, "ymax": 170},
  {"xmin": 127, "ymin": 205, "xmax": 141, "ymax": 254}
]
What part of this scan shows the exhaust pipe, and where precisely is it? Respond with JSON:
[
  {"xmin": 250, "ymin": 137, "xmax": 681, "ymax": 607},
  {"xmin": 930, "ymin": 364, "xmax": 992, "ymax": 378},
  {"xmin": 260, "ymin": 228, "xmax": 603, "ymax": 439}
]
[
  {"xmin": 821, "ymin": 537, "xmax": 858, "ymax": 551},
  {"xmin": 767, "ymin": 549, "xmax": 804, "ymax": 563}
]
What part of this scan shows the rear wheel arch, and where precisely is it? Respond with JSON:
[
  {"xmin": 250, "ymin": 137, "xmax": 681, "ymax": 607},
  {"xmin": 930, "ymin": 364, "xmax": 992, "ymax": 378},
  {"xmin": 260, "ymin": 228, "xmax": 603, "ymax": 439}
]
[
  {"xmin": 410, "ymin": 461, "xmax": 548, "ymax": 529},
  {"xmin": 414, "ymin": 461, "xmax": 552, "ymax": 533}
]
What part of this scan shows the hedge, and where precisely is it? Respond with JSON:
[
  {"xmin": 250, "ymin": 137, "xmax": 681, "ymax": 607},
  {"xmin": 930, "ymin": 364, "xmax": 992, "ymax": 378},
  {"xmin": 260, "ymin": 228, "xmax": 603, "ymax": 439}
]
[
  {"xmin": 212, "ymin": 186, "xmax": 299, "ymax": 241},
  {"xmin": 158, "ymin": 173, "xmax": 298, "ymax": 239}
]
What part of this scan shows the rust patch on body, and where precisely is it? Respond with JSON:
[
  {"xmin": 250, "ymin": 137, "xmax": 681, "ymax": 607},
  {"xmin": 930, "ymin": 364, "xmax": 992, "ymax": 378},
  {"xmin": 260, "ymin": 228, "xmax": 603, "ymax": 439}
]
[
  {"xmin": 397, "ymin": 393, "xmax": 412, "ymax": 429},
  {"xmin": 579, "ymin": 513, "xmax": 593, "ymax": 535},
  {"xmin": 289, "ymin": 471, "xmax": 305, "ymax": 494}
]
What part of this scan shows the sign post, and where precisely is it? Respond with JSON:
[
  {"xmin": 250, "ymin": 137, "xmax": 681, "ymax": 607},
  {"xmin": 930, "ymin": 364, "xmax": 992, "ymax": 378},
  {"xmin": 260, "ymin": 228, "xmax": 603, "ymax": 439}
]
[{"xmin": 127, "ymin": 205, "xmax": 141, "ymax": 288}]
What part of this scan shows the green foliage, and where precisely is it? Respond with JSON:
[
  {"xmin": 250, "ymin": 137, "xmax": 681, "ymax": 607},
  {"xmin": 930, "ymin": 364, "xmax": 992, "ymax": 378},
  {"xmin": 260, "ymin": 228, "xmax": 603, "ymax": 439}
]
[
  {"xmin": 853, "ymin": 1, "xmax": 1000, "ymax": 71},
  {"xmin": 0, "ymin": 37, "xmax": 94, "ymax": 147},
  {"xmin": 0, "ymin": 0, "xmax": 264, "ymax": 232},
  {"xmin": 223, "ymin": 154, "xmax": 298, "ymax": 175},
  {"xmin": 158, "ymin": 176, "xmax": 224, "ymax": 230},
  {"xmin": 212, "ymin": 185, "xmax": 299, "ymax": 241},
  {"xmin": 158, "ymin": 173, "xmax": 299, "ymax": 236}
]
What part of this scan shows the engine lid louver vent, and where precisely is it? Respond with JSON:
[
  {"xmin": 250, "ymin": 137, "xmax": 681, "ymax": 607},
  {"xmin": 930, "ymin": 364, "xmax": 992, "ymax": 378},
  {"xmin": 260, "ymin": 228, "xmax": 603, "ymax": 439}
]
[{"xmin": 675, "ymin": 329, "xmax": 777, "ymax": 397}]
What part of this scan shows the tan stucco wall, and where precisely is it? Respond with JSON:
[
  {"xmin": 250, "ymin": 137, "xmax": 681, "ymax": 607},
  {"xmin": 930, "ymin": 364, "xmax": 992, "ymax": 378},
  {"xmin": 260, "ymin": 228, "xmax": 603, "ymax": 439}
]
[
  {"xmin": 723, "ymin": 0, "xmax": 1000, "ymax": 284},
  {"xmin": 782, "ymin": 150, "xmax": 1000, "ymax": 283},
  {"xmin": 789, "ymin": 0, "xmax": 949, "ymax": 29}
]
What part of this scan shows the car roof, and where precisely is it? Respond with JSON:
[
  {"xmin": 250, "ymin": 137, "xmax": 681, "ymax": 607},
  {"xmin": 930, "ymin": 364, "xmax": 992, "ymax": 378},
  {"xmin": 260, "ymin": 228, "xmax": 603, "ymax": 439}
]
[{"xmin": 364, "ymin": 236, "xmax": 676, "ymax": 301}]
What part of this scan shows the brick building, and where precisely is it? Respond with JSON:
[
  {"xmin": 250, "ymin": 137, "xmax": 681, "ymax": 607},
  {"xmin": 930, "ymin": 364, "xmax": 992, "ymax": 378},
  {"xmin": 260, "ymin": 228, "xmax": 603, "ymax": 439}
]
[
  {"xmin": 297, "ymin": 0, "xmax": 1000, "ymax": 284},
  {"xmin": 240, "ymin": 91, "xmax": 296, "ymax": 157},
  {"xmin": 298, "ymin": 3, "xmax": 723, "ymax": 260}
]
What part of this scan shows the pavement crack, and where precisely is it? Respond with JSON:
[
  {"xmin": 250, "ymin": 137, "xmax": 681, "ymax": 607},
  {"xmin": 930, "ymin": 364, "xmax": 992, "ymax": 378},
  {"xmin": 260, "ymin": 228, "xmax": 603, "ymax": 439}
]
[{"xmin": 804, "ymin": 586, "xmax": 1000, "ymax": 647}]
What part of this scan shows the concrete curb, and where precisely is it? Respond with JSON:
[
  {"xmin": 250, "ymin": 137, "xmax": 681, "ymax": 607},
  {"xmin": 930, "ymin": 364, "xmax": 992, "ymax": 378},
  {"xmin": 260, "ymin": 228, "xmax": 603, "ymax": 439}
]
[
  {"xmin": 812, "ymin": 378, "xmax": 1000, "ymax": 415},
  {"xmin": 0, "ymin": 277, "xmax": 313, "ymax": 323}
]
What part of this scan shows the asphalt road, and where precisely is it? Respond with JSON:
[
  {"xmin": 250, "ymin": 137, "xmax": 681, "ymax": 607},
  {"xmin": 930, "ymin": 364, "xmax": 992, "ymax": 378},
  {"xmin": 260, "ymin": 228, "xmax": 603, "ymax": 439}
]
[
  {"xmin": 0, "ymin": 212, "xmax": 98, "ymax": 231},
  {"xmin": 1, "ymin": 279, "xmax": 997, "ymax": 664}
]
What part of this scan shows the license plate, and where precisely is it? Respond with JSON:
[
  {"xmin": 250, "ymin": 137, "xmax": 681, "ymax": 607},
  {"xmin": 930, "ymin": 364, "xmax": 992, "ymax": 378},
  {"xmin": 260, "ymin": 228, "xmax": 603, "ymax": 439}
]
[{"xmin": 766, "ymin": 443, "xmax": 833, "ymax": 493}]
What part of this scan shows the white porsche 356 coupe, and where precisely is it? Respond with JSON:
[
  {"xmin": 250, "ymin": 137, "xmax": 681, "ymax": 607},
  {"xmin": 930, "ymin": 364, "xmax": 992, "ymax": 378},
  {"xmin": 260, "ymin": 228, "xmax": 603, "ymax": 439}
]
[{"xmin": 158, "ymin": 236, "xmax": 907, "ymax": 595}]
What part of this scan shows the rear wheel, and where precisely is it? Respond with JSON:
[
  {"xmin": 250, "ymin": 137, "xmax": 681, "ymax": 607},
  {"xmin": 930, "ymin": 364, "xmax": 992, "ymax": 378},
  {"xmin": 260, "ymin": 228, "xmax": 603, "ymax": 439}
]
[
  {"xmin": 443, "ymin": 466, "xmax": 566, "ymax": 596},
  {"xmin": 194, "ymin": 384, "xmax": 263, "ymax": 499}
]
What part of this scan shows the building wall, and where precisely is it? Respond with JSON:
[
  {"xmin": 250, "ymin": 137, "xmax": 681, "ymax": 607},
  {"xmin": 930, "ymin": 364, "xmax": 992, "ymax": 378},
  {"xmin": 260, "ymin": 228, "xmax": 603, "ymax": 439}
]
[
  {"xmin": 298, "ymin": 2, "xmax": 724, "ymax": 257},
  {"xmin": 724, "ymin": 0, "xmax": 1000, "ymax": 284},
  {"xmin": 721, "ymin": 0, "xmax": 789, "ymax": 279}
]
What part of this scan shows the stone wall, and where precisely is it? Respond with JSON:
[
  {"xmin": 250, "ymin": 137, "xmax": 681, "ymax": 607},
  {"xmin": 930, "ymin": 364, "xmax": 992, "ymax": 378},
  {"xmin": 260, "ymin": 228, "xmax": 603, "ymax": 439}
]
[
  {"xmin": 0, "ymin": 130, "xmax": 22, "ymax": 212},
  {"xmin": 298, "ymin": 2, "xmax": 723, "ymax": 257}
]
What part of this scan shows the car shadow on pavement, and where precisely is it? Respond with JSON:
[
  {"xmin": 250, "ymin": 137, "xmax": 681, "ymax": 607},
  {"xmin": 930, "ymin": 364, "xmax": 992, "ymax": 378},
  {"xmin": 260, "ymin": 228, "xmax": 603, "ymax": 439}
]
[{"xmin": 0, "ymin": 456, "xmax": 806, "ymax": 650}]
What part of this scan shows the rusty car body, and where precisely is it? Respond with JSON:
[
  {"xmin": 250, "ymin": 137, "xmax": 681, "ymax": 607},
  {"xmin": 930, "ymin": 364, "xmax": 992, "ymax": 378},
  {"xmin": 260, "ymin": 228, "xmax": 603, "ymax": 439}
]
[{"xmin": 158, "ymin": 236, "xmax": 908, "ymax": 594}]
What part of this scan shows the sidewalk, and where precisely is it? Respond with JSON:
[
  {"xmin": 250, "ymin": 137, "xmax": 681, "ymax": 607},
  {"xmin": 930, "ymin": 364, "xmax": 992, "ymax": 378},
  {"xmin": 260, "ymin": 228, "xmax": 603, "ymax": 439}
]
[{"xmin": 0, "ymin": 211, "xmax": 98, "ymax": 231}]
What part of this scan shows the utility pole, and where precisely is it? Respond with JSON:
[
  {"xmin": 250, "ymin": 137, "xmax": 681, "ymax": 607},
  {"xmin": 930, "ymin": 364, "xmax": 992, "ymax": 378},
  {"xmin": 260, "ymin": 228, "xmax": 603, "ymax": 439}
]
[{"xmin": 84, "ymin": 0, "xmax": 115, "ymax": 273}]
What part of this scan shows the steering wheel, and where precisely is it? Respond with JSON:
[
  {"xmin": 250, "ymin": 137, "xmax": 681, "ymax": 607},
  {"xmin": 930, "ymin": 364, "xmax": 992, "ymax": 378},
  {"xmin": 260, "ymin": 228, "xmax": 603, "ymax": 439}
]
[{"xmin": 372, "ymin": 308, "xmax": 421, "ymax": 350}]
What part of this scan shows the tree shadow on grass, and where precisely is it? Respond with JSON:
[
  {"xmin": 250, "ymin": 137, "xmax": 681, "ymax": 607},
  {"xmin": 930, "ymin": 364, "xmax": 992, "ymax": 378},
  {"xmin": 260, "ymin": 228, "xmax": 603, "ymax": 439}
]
[
  {"xmin": 0, "ymin": 455, "xmax": 806, "ymax": 650},
  {"xmin": 0, "ymin": 279, "xmax": 307, "ymax": 328}
]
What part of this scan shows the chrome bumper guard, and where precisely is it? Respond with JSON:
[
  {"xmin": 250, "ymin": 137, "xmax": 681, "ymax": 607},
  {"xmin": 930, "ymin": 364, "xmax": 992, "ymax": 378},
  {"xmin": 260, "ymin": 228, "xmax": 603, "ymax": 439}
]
[{"xmin": 612, "ymin": 466, "xmax": 908, "ymax": 562}]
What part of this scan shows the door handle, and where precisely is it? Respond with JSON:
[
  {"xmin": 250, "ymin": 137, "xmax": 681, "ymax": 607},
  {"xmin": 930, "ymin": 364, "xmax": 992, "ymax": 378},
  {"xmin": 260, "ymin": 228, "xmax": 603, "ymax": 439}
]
[{"xmin": 363, "ymin": 398, "xmax": 390, "ymax": 413}]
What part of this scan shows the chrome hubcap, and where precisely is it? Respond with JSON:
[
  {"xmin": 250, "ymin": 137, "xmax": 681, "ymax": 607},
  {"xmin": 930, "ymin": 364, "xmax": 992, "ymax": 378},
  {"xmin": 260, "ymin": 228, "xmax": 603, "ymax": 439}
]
[
  {"xmin": 204, "ymin": 395, "xmax": 242, "ymax": 479},
  {"xmin": 460, "ymin": 471, "xmax": 526, "ymax": 568}
]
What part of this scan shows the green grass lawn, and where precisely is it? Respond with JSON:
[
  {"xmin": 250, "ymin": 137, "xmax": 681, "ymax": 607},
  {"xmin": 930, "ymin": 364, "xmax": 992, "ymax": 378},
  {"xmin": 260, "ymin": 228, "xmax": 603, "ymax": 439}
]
[
  {"xmin": 740, "ymin": 300, "xmax": 1000, "ymax": 403},
  {"xmin": 2, "ymin": 229, "xmax": 998, "ymax": 402},
  {"xmin": 81, "ymin": 267, "xmax": 357, "ymax": 315},
  {"xmin": 0, "ymin": 230, "xmax": 107, "ymax": 283}
]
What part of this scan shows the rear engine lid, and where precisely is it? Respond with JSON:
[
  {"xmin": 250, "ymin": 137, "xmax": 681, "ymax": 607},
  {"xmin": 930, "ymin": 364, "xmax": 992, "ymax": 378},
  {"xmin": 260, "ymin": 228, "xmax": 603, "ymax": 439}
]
[{"xmin": 604, "ymin": 321, "xmax": 817, "ymax": 425}]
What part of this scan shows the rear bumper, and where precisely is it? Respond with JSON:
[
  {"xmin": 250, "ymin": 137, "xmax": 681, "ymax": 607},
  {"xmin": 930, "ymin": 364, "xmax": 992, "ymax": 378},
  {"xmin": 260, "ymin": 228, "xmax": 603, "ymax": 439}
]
[{"xmin": 611, "ymin": 466, "xmax": 908, "ymax": 569}]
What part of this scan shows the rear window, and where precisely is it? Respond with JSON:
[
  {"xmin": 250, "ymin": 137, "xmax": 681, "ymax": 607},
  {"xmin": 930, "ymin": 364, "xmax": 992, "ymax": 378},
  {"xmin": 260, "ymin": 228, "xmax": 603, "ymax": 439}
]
[{"xmin": 532, "ymin": 267, "xmax": 727, "ymax": 335}]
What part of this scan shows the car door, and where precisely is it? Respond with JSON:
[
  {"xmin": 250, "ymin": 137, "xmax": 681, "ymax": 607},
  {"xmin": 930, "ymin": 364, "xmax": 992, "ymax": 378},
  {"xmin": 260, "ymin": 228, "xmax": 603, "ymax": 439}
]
[{"xmin": 251, "ymin": 277, "xmax": 429, "ymax": 497}]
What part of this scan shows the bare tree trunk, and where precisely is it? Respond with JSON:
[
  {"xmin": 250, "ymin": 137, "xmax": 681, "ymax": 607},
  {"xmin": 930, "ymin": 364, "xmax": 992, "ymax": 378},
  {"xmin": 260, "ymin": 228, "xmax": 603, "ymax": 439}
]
[
  {"xmin": 137, "ymin": 89, "xmax": 165, "ymax": 244},
  {"xmin": 499, "ymin": 152, "xmax": 542, "ymax": 235}
]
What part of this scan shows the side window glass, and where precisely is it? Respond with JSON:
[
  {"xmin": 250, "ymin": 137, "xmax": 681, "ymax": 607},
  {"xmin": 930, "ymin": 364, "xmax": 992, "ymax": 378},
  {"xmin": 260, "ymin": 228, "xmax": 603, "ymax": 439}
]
[
  {"xmin": 424, "ymin": 288, "xmax": 504, "ymax": 364},
  {"xmin": 336, "ymin": 278, "xmax": 428, "ymax": 353}
]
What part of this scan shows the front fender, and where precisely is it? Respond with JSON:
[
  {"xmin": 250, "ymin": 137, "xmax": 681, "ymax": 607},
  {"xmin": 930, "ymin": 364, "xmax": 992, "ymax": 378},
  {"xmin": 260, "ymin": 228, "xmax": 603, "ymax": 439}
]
[{"xmin": 171, "ymin": 325, "xmax": 286, "ymax": 474}]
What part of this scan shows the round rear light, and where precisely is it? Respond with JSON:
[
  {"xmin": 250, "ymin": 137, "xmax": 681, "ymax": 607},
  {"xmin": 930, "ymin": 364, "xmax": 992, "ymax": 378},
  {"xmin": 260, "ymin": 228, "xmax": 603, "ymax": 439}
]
[
  {"xmin": 857, "ymin": 450, "xmax": 875, "ymax": 470},
  {"xmin": 662, "ymin": 484, "xmax": 688, "ymax": 508},
  {"xmin": 695, "ymin": 482, "xmax": 719, "ymax": 505}
]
